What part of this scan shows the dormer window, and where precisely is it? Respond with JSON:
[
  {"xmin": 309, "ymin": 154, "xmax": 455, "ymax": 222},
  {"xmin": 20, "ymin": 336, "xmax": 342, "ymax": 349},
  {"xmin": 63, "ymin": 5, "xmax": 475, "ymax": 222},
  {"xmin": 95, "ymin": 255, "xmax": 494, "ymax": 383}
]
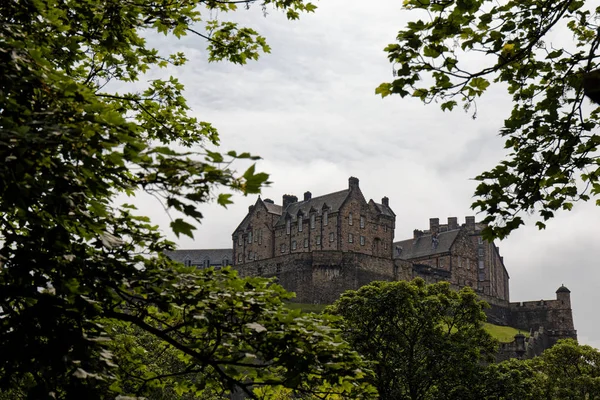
[
  {"xmin": 203, "ymin": 259, "xmax": 210, "ymax": 268},
  {"xmin": 298, "ymin": 215, "xmax": 303, "ymax": 232},
  {"xmin": 310, "ymin": 214, "xmax": 315, "ymax": 229},
  {"xmin": 248, "ymin": 231, "xmax": 252, "ymax": 244},
  {"xmin": 324, "ymin": 211, "xmax": 328, "ymax": 226},
  {"xmin": 238, "ymin": 235, "xmax": 242, "ymax": 246},
  {"xmin": 223, "ymin": 258, "xmax": 229, "ymax": 267},
  {"xmin": 286, "ymin": 219, "xmax": 291, "ymax": 235}
]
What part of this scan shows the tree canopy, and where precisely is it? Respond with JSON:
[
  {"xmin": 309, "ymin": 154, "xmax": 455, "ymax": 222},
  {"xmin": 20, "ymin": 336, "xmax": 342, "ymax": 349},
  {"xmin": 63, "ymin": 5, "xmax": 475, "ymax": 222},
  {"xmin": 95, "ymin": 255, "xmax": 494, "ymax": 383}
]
[
  {"xmin": 0, "ymin": 0, "xmax": 372, "ymax": 398},
  {"xmin": 378, "ymin": 0, "xmax": 600, "ymax": 239},
  {"xmin": 327, "ymin": 279, "xmax": 497, "ymax": 400}
]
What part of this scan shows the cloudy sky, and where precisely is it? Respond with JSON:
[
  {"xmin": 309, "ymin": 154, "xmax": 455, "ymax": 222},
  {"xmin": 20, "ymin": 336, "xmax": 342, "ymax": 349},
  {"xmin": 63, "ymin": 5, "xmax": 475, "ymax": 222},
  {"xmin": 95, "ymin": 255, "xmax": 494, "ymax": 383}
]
[{"xmin": 130, "ymin": 1, "xmax": 600, "ymax": 348}]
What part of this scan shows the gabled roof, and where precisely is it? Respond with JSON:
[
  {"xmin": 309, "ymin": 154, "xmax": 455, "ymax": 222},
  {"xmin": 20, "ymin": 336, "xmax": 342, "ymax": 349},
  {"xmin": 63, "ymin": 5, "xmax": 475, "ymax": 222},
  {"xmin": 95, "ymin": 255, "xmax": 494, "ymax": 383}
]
[
  {"xmin": 264, "ymin": 201, "xmax": 283, "ymax": 215},
  {"xmin": 374, "ymin": 202, "xmax": 395, "ymax": 217},
  {"xmin": 234, "ymin": 198, "xmax": 281, "ymax": 233},
  {"xmin": 393, "ymin": 229, "xmax": 460, "ymax": 260},
  {"xmin": 165, "ymin": 248, "xmax": 233, "ymax": 266},
  {"xmin": 275, "ymin": 189, "xmax": 350, "ymax": 226}
]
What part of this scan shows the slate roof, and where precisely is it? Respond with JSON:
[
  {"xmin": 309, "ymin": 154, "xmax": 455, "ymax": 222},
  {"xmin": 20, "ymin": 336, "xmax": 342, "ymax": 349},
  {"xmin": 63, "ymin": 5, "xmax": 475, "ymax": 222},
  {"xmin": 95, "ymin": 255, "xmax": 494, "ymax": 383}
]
[
  {"xmin": 165, "ymin": 248, "xmax": 233, "ymax": 267},
  {"xmin": 264, "ymin": 201, "xmax": 283, "ymax": 215},
  {"xmin": 393, "ymin": 229, "xmax": 460, "ymax": 260},
  {"xmin": 556, "ymin": 285, "xmax": 571, "ymax": 294},
  {"xmin": 275, "ymin": 189, "xmax": 350, "ymax": 226},
  {"xmin": 374, "ymin": 202, "xmax": 395, "ymax": 217}
]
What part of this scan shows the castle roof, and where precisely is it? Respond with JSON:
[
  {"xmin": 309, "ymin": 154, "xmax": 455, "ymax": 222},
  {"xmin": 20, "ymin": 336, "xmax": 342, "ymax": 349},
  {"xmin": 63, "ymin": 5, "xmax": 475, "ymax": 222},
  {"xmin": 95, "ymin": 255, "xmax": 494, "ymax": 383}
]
[
  {"xmin": 556, "ymin": 285, "xmax": 571, "ymax": 294},
  {"xmin": 275, "ymin": 189, "xmax": 350, "ymax": 226},
  {"xmin": 393, "ymin": 229, "xmax": 460, "ymax": 260},
  {"xmin": 374, "ymin": 202, "xmax": 395, "ymax": 217},
  {"xmin": 165, "ymin": 248, "xmax": 233, "ymax": 267},
  {"xmin": 263, "ymin": 201, "xmax": 283, "ymax": 215}
]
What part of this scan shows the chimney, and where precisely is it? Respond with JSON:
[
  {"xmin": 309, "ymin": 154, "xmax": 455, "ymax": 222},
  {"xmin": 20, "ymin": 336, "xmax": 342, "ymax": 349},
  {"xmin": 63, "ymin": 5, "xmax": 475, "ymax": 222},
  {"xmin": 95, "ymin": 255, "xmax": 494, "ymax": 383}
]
[
  {"xmin": 348, "ymin": 176, "xmax": 359, "ymax": 189},
  {"xmin": 465, "ymin": 216, "xmax": 475, "ymax": 230},
  {"xmin": 382, "ymin": 196, "xmax": 389, "ymax": 207},
  {"xmin": 248, "ymin": 205, "xmax": 254, "ymax": 213},
  {"xmin": 413, "ymin": 229, "xmax": 424, "ymax": 239},
  {"xmin": 282, "ymin": 194, "xmax": 298, "ymax": 209},
  {"xmin": 448, "ymin": 217, "xmax": 458, "ymax": 230},
  {"xmin": 304, "ymin": 191, "xmax": 312, "ymax": 201},
  {"xmin": 429, "ymin": 218, "xmax": 440, "ymax": 234},
  {"xmin": 263, "ymin": 198, "xmax": 274, "ymax": 204}
]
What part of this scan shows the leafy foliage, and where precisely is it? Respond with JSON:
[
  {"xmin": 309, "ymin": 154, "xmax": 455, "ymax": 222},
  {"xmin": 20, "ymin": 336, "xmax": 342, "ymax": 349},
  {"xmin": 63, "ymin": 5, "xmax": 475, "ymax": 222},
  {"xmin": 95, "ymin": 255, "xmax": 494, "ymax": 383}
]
[
  {"xmin": 0, "ymin": 0, "xmax": 374, "ymax": 398},
  {"xmin": 474, "ymin": 339, "xmax": 600, "ymax": 399},
  {"xmin": 104, "ymin": 268, "xmax": 373, "ymax": 399},
  {"xmin": 327, "ymin": 279, "xmax": 497, "ymax": 400},
  {"xmin": 534, "ymin": 339, "xmax": 600, "ymax": 399},
  {"xmin": 380, "ymin": 0, "xmax": 600, "ymax": 239}
]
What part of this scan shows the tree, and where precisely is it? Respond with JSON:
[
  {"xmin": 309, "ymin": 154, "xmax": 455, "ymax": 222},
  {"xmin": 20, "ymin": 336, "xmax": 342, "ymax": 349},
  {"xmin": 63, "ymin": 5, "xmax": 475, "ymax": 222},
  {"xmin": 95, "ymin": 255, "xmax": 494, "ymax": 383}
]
[
  {"xmin": 0, "ymin": 0, "xmax": 372, "ymax": 398},
  {"xmin": 475, "ymin": 358, "xmax": 543, "ymax": 400},
  {"xmin": 326, "ymin": 279, "xmax": 497, "ymax": 400},
  {"xmin": 534, "ymin": 339, "xmax": 600, "ymax": 399},
  {"xmin": 378, "ymin": 0, "xmax": 600, "ymax": 239}
]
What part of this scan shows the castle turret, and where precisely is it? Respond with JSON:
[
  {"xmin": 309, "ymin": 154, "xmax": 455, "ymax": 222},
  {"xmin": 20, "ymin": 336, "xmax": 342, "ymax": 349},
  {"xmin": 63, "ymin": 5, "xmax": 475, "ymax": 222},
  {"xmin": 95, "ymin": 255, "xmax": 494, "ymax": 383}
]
[{"xmin": 556, "ymin": 284, "xmax": 571, "ymax": 308}]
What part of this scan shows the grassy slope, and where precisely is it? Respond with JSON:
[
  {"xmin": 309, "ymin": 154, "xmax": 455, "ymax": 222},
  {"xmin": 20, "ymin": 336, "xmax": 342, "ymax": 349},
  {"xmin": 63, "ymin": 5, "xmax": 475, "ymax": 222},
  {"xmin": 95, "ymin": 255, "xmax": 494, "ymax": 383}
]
[{"xmin": 285, "ymin": 303, "xmax": 527, "ymax": 343}]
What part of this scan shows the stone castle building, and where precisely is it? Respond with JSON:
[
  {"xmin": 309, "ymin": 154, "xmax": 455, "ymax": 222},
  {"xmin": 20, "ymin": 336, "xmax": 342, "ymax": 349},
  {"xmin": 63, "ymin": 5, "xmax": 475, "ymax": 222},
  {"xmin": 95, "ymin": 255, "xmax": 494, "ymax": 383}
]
[{"xmin": 167, "ymin": 177, "xmax": 576, "ymax": 351}]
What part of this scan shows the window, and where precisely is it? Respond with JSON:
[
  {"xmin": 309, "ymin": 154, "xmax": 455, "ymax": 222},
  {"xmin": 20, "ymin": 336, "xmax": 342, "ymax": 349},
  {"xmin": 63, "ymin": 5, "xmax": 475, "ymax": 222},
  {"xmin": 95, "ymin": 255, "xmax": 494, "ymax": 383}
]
[
  {"xmin": 384, "ymin": 242, "xmax": 388, "ymax": 250},
  {"xmin": 280, "ymin": 244, "xmax": 286, "ymax": 253},
  {"xmin": 276, "ymin": 264, "xmax": 282, "ymax": 275},
  {"xmin": 479, "ymin": 261, "xmax": 485, "ymax": 269},
  {"xmin": 223, "ymin": 258, "xmax": 229, "ymax": 267},
  {"xmin": 349, "ymin": 213, "xmax": 353, "ymax": 226},
  {"xmin": 467, "ymin": 259, "xmax": 471, "ymax": 270},
  {"xmin": 478, "ymin": 236, "xmax": 483, "ymax": 245},
  {"xmin": 374, "ymin": 224, "xmax": 378, "ymax": 231},
  {"xmin": 304, "ymin": 238, "xmax": 308, "ymax": 248},
  {"xmin": 298, "ymin": 215, "xmax": 302, "ymax": 232},
  {"xmin": 348, "ymin": 233, "xmax": 353, "ymax": 243},
  {"xmin": 360, "ymin": 236, "xmax": 365, "ymax": 246},
  {"xmin": 184, "ymin": 259, "xmax": 191, "ymax": 267},
  {"xmin": 310, "ymin": 214, "xmax": 315, "ymax": 229},
  {"xmin": 324, "ymin": 211, "xmax": 328, "ymax": 225},
  {"xmin": 204, "ymin": 259, "xmax": 210, "ymax": 268},
  {"xmin": 329, "ymin": 232, "xmax": 334, "ymax": 242},
  {"xmin": 360, "ymin": 216, "xmax": 365, "ymax": 228},
  {"xmin": 286, "ymin": 219, "xmax": 291, "ymax": 235},
  {"xmin": 292, "ymin": 240, "xmax": 297, "ymax": 250},
  {"xmin": 384, "ymin": 225, "xmax": 388, "ymax": 232},
  {"xmin": 238, "ymin": 236, "xmax": 242, "ymax": 246},
  {"xmin": 478, "ymin": 248, "xmax": 484, "ymax": 257},
  {"xmin": 258, "ymin": 229, "xmax": 262, "ymax": 245},
  {"xmin": 248, "ymin": 251, "xmax": 253, "ymax": 260},
  {"xmin": 248, "ymin": 231, "xmax": 252, "ymax": 244},
  {"xmin": 316, "ymin": 235, "xmax": 321, "ymax": 245},
  {"xmin": 238, "ymin": 253, "xmax": 242, "ymax": 262}
]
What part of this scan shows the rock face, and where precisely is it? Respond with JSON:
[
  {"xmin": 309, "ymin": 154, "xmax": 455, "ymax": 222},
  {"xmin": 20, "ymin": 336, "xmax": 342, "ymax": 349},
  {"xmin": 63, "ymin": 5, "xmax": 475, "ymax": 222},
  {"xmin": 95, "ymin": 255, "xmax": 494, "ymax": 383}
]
[{"xmin": 167, "ymin": 177, "xmax": 577, "ymax": 357}]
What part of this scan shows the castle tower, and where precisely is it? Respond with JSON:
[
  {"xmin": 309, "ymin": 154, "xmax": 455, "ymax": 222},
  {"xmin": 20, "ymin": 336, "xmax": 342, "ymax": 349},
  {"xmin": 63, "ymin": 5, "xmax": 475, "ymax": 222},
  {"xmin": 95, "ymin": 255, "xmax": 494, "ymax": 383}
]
[{"xmin": 556, "ymin": 284, "xmax": 572, "ymax": 308}]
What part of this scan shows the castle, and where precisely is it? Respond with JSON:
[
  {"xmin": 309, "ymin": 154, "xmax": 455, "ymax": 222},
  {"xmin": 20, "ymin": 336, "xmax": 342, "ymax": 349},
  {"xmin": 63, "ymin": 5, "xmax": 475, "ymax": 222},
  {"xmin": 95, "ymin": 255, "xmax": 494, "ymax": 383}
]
[{"xmin": 167, "ymin": 177, "xmax": 577, "ymax": 356}]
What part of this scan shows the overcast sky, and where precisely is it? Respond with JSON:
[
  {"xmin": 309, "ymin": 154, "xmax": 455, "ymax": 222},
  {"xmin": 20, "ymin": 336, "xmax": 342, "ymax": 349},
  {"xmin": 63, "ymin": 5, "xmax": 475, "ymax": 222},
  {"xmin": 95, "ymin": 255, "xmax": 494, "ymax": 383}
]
[{"xmin": 130, "ymin": 1, "xmax": 600, "ymax": 349}]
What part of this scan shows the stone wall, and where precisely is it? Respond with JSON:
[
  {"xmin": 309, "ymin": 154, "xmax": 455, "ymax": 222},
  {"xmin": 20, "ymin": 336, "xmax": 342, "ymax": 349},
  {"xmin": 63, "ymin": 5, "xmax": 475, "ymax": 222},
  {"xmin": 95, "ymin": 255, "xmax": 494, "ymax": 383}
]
[
  {"xmin": 235, "ymin": 251, "xmax": 397, "ymax": 303},
  {"xmin": 509, "ymin": 299, "xmax": 575, "ymax": 333}
]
